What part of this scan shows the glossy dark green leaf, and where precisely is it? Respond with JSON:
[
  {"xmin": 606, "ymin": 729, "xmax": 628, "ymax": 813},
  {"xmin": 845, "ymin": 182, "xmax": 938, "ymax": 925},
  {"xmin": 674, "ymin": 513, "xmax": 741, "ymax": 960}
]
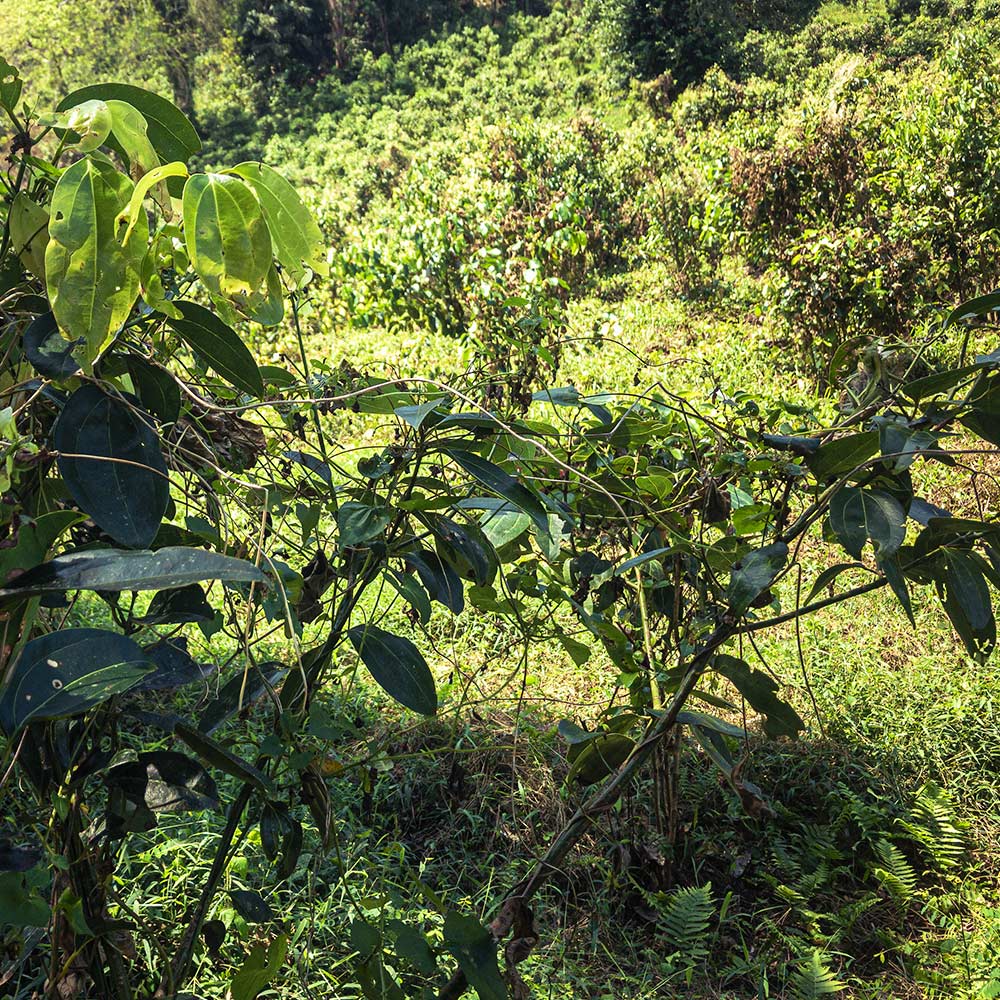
[
  {"xmin": 442, "ymin": 911, "xmax": 506, "ymax": 1000},
  {"xmin": 229, "ymin": 889, "xmax": 273, "ymax": 925},
  {"xmin": 0, "ymin": 546, "xmax": 265, "ymax": 598},
  {"xmin": 336, "ymin": 502, "xmax": 391, "ymax": 548},
  {"xmin": 945, "ymin": 290, "xmax": 1000, "ymax": 327},
  {"xmin": 58, "ymin": 84, "xmax": 200, "ymax": 196},
  {"xmin": 728, "ymin": 542, "xmax": 788, "ymax": 616},
  {"xmin": 446, "ymin": 448, "xmax": 549, "ymax": 533},
  {"xmin": 167, "ymin": 300, "xmax": 265, "ymax": 397},
  {"xmin": 404, "ymin": 549, "xmax": 464, "ymax": 614},
  {"xmin": 137, "ymin": 584, "xmax": 214, "ymax": 625},
  {"xmin": 829, "ymin": 487, "xmax": 906, "ymax": 560},
  {"xmin": 428, "ymin": 515, "xmax": 498, "ymax": 588},
  {"xmin": 105, "ymin": 750, "xmax": 219, "ymax": 813},
  {"xmin": 713, "ymin": 654, "xmax": 804, "ymax": 738},
  {"xmin": 54, "ymin": 384, "xmax": 168, "ymax": 548},
  {"xmin": 937, "ymin": 549, "xmax": 996, "ymax": 662},
  {"xmin": 132, "ymin": 638, "xmax": 215, "ymax": 691},
  {"xmin": 804, "ymin": 562, "xmax": 867, "ymax": 605},
  {"xmin": 760, "ymin": 433, "xmax": 820, "ymax": 455},
  {"xmin": 125, "ymin": 356, "xmax": 180, "ymax": 425},
  {"xmin": 879, "ymin": 554, "xmax": 915, "ymax": 627},
  {"xmin": 805, "ymin": 431, "xmax": 879, "ymax": 480},
  {"xmin": 0, "ymin": 628, "xmax": 151, "ymax": 735},
  {"xmin": 23, "ymin": 312, "xmax": 81, "ymax": 378},
  {"xmin": 348, "ymin": 625, "xmax": 437, "ymax": 715},
  {"xmin": 385, "ymin": 569, "xmax": 432, "ymax": 624},
  {"xmin": 389, "ymin": 920, "xmax": 437, "ymax": 974}
]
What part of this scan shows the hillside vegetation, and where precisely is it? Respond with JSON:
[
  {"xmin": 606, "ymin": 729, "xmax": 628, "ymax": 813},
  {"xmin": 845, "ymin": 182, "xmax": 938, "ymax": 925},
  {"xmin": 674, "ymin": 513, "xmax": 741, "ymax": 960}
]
[{"xmin": 3, "ymin": 1, "xmax": 1000, "ymax": 998}]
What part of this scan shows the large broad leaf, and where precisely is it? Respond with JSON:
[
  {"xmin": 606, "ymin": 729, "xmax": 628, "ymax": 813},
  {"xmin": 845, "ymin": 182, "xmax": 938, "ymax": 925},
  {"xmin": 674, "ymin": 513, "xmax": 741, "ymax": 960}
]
[
  {"xmin": 348, "ymin": 625, "xmax": 437, "ymax": 715},
  {"xmin": 105, "ymin": 750, "xmax": 219, "ymax": 813},
  {"xmin": 403, "ymin": 549, "xmax": 464, "ymax": 614},
  {"xmin": 132, "ymin": 638, "xmax": 215, "ymax": 691},
  {"xmin": 937, "ymin": 549, "xmax": 996, "ymax": 662},
  {"xmin": 125, "ymin": 356, "xmax": 181, "ymax": 425},
  {"xmin": 337, "ymin": 502, "xmax": 391, "ymax": 548},
  {"xmin": 0, "ymin": 546, "xmax": 266, "ymax": 599},
  {"xmin": 445, "ymin": 448, "xmax": 549, "ymax": 534},
  {"xmin": 198, "ymin": 662, "xmax": 287, "ymax": 735},
  {"xmin": 805, "ymin": 431, "xmax": 879, "ymax": 481},
  {"xmin": 230, "ymin": 934, "xmax": 287, "ymax": 1000},
  {"xmin": 38, "ymin": 99, "xmax": 112, "ymax": 152},
  {"xmin": 166, "ymin": 301, "xmax": 265, "ymax": 397},
  {"xmin": 172, "ymin": 722, "xmax": 275, "ymax": 794},
  {"xmin": 229, "ymin": 162, "xmax": 328, "ymax": 287},
  {"xmin": 45, "ymin": 156, "xmax": 146, "ymax": 365},
  {"xmin": 118, "ymin": 161, "xmax": 188, "ymax": 243},
  {"xmin": 58, "ymin": 84, "xmax": 200, "ymax": 197},
  {"xmin": 728, "ymin": 542, "xmax": 788, "ymax": 616},
  {"xmin": 54, "ymin": 384, "xmax": 169, "ymax": 549},
  {"xmin": 0, "ymin": 628, "xmax": 151, "ymax": 735},
  {"xmin": 182, "ymin": 173, "xmax": 272, "ymax": 302},
  {"xmin": 829, "ymin": 487, "xmax": 906, "ymax": 560},
  {"xmin": 9, "ymin": 193, "xmax": 49, "ymax": 281},
  {"xmin": 442, "ymin": 911, "xmax": 506, "ymax": 1000},
  {"xmin": 713, "ymin": 655, "xmax": 804, "ymax": 738},
  {"xmin": 137, "ymin": 585, "xmax": 213, "ymax": 625},
  {"xmin": 428, "ymin": 515, "xmax": 498, "ymax": 588}
]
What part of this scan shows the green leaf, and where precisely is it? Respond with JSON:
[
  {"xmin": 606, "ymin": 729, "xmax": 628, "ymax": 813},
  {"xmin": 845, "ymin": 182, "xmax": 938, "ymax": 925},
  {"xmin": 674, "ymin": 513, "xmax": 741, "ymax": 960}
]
[
  {"xmin": 728, "ymin": 542, "xmax": 788, "ymax": 616},
  {"xmin": 117, "ymin": 161, "xmax": 187, "ymax": 243},
  {"xmin": 105, "ymin": 750, "xmax": 219, "ymax": 813},
  {"xmin": 138, "ymin": 585, "xmax": 214, "ymax": 625},
  {"xmin": 829, "ymin": 487, "xmax": 906, "ymax": 560},
  {"xmin": 879, "ymin": 554, "xmax": 915, "ymax": 627},
  {"xmin": 937, "ymin": 549, "xmax": 996, "ymax": 661},
  {"xmin": 0, "ymin": 546, "xmax": 266, "ymax": 599},
  {"xmin": 230, "ymin": 934, "xmax": 287, "ymax": 1000},
  {"xmin": 229, "ymin": 162, "xmax": 328, "ymax": 286},
  {"xmin": 404, "ymin": 549, "xmax": 464, "ymax": 614},
  {"xmin": 125, "ymin": 356, "xmax": 181, "ymax": 425},
  {"xmin": 173, "ymin": 722, "xmax": 275, "ymax": 794},
  {"xmin": 804, "ymin": 562, "xmax": 867, "ymax": 605},
  {"xmin": 9, "ymin": 193, "xmax": 49, "ymax": 281},
  {"xmin": 166, "ymin": 300, "xmax": 265, "ymax": 397},
  {"xmin": 58, "ymin": 84, "xmax": 200, "ymax": 196},
  {"xmin": 568, "ymin": 733, "xmax": 635, "ymax": 784},
  {"xmin": 54, "ymin": 384, "xmax": 169, "ymax": 549},
  {"xmin": 39, "ymin": 100, "xmax": 112, "ymax": 152},
  {"xmin": 23, "ymin": 312, "xmax": 80, "ymax": 379},
  {"xmin": 182, "ymin": 172, "xmax": 272, "ymax": 302},
  {"xmin": 0, "ymin": 510, "xmax": 82, "ymax": 587},
  {"xmin": 446, "ymin": 448, "xmax": 549, "ymax": 533},
  {"xmin": 0, "ymin": 628, "xmax": 151, "ymax": 735},
  {"xmin": 805, "ymin": 431, "xmax": 879, "ymax": 481},
  {"xmin": 348, "ymin": 625, "xmax": 437, "ymax": 715},
  {"xmin": 337, "ymin": 502, "xmax": 391, "ymax": 548},
  {"xmin": 442, "ymin": 911, "xmax": 506, "ymax": 1000},
  {"xmin": 0, "ymin": 57, "xmax": 23, "ymax": 113},
  {"xmin": 45, "ymin": 156, "xmax": 146, "ymax": 364},
  {"xmin": 428, "ymin": 515, "xmax": 498, "ymax": 588},
  {"xmin": 385, "ymin": 570, "xmax": 432, "ymax": 624},
  {"xmin": 945, "ymin": 290, "xmax": 1000, "ymax": 327},
  {"xmin": 0, "ymin": 872, "xmax": 50, "ymax": 928},
  {"xmin": 479, "ymin": 505, "xmax": 531, "ymax": 549},
  {"xmin": 713, "ymin": 654, "xmax": 804, "ymax": 738},
  {"xmin": 107, "ymin": 100, "xmax": 159, "ymax": 176}
]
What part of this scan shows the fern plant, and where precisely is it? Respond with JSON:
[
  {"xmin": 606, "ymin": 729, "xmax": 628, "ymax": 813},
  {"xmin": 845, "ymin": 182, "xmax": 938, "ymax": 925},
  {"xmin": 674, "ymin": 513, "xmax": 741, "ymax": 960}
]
[
  {"xmin": 790, "ymin": 950, "xmax": 847, "ymax": 999},
  {"xmin": 651, "ymin": 882, "xmax": 715, "ymax": 981},
  {"xmin": 897, "ymin": 782, "xmax": 967, "ymax": 871},
  {"xmin": 871, "ymin": 838, "xmax": 919, "ymax": 901}
]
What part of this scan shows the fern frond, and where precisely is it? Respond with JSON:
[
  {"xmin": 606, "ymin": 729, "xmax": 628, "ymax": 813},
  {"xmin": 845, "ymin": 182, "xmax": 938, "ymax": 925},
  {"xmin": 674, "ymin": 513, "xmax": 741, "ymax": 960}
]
[
  {"xmin": 790, "ymin": 950, "xmax": 846, "ymax": 1000},
  {"xmin": 898, "ymin": 781, "xmax": 967, "ymax": 870},
  {"xmin": 871, "ymin": 838, "xmax": 918, "ymax": 900},
  {"xmin": 659, "ymin": 882, "xmax": 714, "ymax": 963}
]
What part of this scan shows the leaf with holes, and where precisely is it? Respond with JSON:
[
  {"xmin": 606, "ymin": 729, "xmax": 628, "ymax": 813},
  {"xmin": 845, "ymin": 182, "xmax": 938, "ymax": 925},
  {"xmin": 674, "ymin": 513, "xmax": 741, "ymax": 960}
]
[
  {"xmin": 54, "ymin": 384, "xmax": 168, "ymax": 548},
  {"xmin": 45, "ymin": 157, "xmax": 146, "ymax": 364},
  {"xmin": 0, "ymin": 628, "xmax": 151, "ymax": 735}
]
